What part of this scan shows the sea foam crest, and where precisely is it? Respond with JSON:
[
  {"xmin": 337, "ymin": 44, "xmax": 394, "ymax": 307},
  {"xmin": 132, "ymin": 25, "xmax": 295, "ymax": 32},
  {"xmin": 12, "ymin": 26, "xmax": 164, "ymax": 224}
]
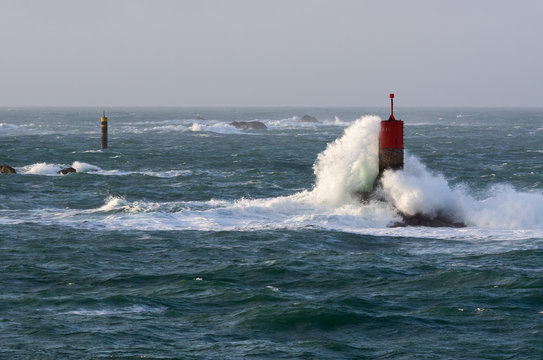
[
  {"xmin": 20, "ymin": 162, "xmax": 63, "ymax": 175},
  {"xmin": 305, "ymin": 115, "xmax": 543, "ymax": 230},
  {"xmin": 0, "ymin": 123, "xmax": 20, "ymax": 132},
  {"xmin": 380, "ymin": 155, "xmax": 467, "ymax": 222},
  {"xmin": 464, "ymin": 184, "xmax": 543, "ymax": 229},
  {"xmin": 97, "ymin": 196, "xmax": 161, "ymax": 213},
  {"xmin": 18, "ymin": 161, "xmax": 104, "ymax": 175},
  {"xmin": 72, "ymin": 161, "xmax": 101, "ymax": 173},
  {"xmin": 12, "ymin": 115, "xmax": 543, "ymax": 237},
  {"xmin": 310, "ymin": 115, "xmax": 380, "ymax": 206}
]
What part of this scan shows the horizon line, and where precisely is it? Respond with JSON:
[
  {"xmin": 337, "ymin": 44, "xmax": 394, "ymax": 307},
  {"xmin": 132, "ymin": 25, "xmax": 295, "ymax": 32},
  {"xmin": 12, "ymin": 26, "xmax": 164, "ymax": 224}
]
[{"xmin": 1, "ymin": 104, "xmax": 542, "ymax": 109}]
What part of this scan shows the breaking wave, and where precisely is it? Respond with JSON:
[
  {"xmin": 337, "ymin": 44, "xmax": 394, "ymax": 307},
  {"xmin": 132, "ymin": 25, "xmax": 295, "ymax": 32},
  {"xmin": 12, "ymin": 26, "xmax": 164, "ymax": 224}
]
[
  {"xmin": 0, "ymin": 123, "xmax": 21, "ymax": 132},
  {"xmin": 309, "ymin": 115, "xmax": 380, "ymax": 206},
  {"xmin": 5, "ymin": 116, "xmax": 543, "ymax": 239},
  {"xmin": 117, "ymin": 116, "xmax": 353, "ymax": 135},
  {"xmin": 17, "ymin": 161, "xmax": 192, "ymax": 178}
]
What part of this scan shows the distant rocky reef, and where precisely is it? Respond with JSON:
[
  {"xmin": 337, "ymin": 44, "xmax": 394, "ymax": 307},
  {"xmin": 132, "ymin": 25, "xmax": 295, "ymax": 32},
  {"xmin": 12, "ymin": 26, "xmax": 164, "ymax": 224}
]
[
  {"xmin": 230, "ymin": 121, "xmax": 267, "ymax": 130},
  {"xmin": 299, "ymin": 114, "xmax": 319, "ymax": 123}
]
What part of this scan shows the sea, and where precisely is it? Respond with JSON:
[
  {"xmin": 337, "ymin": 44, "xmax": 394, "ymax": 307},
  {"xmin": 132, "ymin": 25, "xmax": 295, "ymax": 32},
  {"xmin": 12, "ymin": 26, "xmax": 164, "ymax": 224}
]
[{"xmin": 1, "ymin": 107, "xmax": 542, "ymax": 359}]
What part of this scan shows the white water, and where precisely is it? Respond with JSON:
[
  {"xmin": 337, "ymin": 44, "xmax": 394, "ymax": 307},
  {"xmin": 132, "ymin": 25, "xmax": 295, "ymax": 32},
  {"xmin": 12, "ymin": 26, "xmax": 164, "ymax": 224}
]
[
  {"xmin": 310, "ymin": 116, "xmax": 380, "ymax": 206},
  {"xmin": 16, "ymin": 161, "xmax": 193, "ymax": 178},
  {"xmin": 5, "ymin": 116, "xmax": 543, "ymax": 240}
]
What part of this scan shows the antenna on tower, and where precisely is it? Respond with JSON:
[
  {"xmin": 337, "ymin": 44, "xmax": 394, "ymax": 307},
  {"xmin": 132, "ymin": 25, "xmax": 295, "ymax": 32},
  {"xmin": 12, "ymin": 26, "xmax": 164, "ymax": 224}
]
[{"xmin": 388, "ymin": 93, "xmax": 395, "ymax": 121}]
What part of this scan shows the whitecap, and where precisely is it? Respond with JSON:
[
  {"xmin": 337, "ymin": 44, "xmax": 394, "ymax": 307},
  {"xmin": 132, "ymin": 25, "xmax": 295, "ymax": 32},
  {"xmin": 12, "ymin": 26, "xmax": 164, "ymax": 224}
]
[
  {"xmin": 72, "ymin": 161, "xmax": 102, "ymax": 173},
  {"xmin": 0, "ymin": 123, "xmax": 20, "ymax": 131},
  {"xmin": 19, "ymin": 162, "xmax": 63, "ymax": 176},
  {"xmin": 64, "ymin": 305, "xmax": 165, "ymax": 316},
  {"xmin": 10, "ymin": 116, "xmax": 543, "ymax": 243}
]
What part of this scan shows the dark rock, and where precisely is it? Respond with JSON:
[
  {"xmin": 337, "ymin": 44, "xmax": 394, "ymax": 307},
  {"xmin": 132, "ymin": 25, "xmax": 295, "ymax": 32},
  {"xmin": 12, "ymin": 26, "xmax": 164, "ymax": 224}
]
[
  {"xmin": 229, "ymin": 121, "xmax": 267, "ymax": 130},
  {"xmin": 391, "ymin": 212, "xmax": 466, "ymax": 228},
  {"xmin": 0, "ymin": 164, "xmax": 16, "ymax": 174},
  {"xmin": 194, "ymin": 115, "xmax": 205, "ymax": 120},
  {"xmin": 57, "ymin": 167, "xmax": 77, "ymax": 175},
  {"xmin": 299, "ymin": 114, "xmax": 319, "ymax": 123},
  {"xmin": 354, "ymin": 183, "xmax": 465, "ymax": 228}
]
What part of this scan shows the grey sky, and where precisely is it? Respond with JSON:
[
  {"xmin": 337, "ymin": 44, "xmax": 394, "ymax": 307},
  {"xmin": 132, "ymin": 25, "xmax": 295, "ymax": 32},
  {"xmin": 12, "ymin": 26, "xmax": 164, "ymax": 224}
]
[{"xmin": 1, "ymin": 0, "xmax": 542, "ymax": 107}]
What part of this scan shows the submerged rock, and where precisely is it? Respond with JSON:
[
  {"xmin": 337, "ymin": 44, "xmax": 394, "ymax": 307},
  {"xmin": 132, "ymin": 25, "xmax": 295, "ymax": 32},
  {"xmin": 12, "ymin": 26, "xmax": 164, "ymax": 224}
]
[
  {"xmin": 57, "ymin": 167, "xmax": 77, "ymax": 175},
  {"xmin": 0, "ymin": 164, "xmax": 16, "ymax": 174},
  {"xmin": 391, "ymin": 212, "xmax": 466, "ymax": 228},
  {"xmin": 230, "ymin": 121, "xmax": 267, "ymax": 130},
  {"xmin": 299, "ymin": 114, "xmax": 319, "ymax": 123},
  {"xmin": 354, "ymin": 183, "xmax": 465, "ymax": 228}
]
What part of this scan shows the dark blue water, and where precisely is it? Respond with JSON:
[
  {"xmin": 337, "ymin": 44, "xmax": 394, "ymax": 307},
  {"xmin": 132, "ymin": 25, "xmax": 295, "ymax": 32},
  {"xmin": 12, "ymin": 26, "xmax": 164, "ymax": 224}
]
[{"xmin": 1, "ymin": 108, "xmax": 542, "ymax": 358}]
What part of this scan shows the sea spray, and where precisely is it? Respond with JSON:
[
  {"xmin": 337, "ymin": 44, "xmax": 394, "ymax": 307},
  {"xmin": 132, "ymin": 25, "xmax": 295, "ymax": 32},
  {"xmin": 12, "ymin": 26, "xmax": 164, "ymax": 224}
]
[
  {"xmin": 310, "ymin": 116, "xmax": 380, "ymax": 206},
  {"xmin": 72, "ymin": 161, "xmax": 101, "ymax": 173},
  {"xmin": 6, "ymin": 109, "xmax": 543, "ymax": 234},
  {"xmin": 20, "ymin": 162, "xmax": 63, "ymax": 175},
  {"xmin": 465, "ymin": 184, "xmax": 543, "ymax": 229},
  {"xmin": 380, "ymin": 154, "xmax": 467, "ymax": 222}
]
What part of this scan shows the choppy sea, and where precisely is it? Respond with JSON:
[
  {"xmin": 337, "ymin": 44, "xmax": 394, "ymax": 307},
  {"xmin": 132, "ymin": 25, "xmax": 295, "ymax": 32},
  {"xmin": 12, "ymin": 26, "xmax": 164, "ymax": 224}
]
[{"xmin": 1, "ymin": 107, "xmax": 542, "ymax": 359}]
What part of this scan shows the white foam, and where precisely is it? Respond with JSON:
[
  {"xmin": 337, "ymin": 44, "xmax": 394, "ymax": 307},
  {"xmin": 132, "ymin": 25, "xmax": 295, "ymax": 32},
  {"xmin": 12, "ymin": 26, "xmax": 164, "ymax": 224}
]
[
  {"xmin": 96, "ymin": 196, "xmax": 161, "ymax": 213},
  {"xmin": 141, "ymin": 169, "xmax": 193, "ymax": 178},
  {"xmin": 0, "ymin": 123, "xmax": 20, "ymax": 131},
  {"xmin": 379, "ymin": 157, "xmax": 543, "ymax": 230},
  {"xmin": 17, "ymin": 161, "xmax": 103, "ymax": 176},
  {"xmin": 190, "ymin": 122, "xmax": 202, "ymax": 131},
  {"xmin": 71, "ymin": 161, "xmax": 101, "ymax": 173},
  {"xmin": 380, "ymin": 155, "xmax": 467, "ymax": 222},
  {"xmin": 9, "ymin": 116, "xmax": 543, "ymax": 242},
  {"xmin": 18, "ymin": 161, "xmax": 194, "ymax": 178},
  {"xmin": 19, "ymin": 162, "xmax": 63, "ymax": 176},
  {"xmin": 75, "ymin": 150, "xmax": 103, "ymax": 153},
  {"xmin": 465, "ymin": 184, "xmax": 543, "ymax": 229},
  {"xmin": 264, "ymin": 116, "xmax": 352, "ymax": 130},
  {"xmin": 310, "ymin": 116, "xmax": 380, "ymax": 206},
  {"xmin": 64, "ymin": 305, "xmax": 165, "ymax": 316},
  {"xmin": 200, "ymin": 122, "xmax": 242, "ymax": 134},
  {"xmin": 111, "ymin": 116, "xmax": 351, "ymax": 135},
  {"xmin": 331, "ymin": 115, "xmax": 351, "ymax": 126}
]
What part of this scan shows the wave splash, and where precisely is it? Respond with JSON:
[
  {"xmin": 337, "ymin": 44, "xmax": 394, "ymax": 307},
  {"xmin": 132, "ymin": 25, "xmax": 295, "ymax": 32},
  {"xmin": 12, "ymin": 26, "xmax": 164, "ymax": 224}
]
[
  {"xmin": 16, "ymin": 161, "xmax": 191, "ymax": 178},
  {"xmin": 310, "ymin": 116, "xmax": 380, "ymax": 206},
  {"xmin": 311, "ymin": 117, "xmax": 543, "ymax": 230},
  {"xmin": 11, "ymin": 116, "xmax": 543, "ymax": 236}
]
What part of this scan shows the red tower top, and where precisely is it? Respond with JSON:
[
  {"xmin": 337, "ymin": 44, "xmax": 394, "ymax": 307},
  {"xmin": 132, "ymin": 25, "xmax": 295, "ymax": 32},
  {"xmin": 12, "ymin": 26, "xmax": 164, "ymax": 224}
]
[{"xmin": 388, "ymin": 93, "xmax": 395, "ymax": 120}]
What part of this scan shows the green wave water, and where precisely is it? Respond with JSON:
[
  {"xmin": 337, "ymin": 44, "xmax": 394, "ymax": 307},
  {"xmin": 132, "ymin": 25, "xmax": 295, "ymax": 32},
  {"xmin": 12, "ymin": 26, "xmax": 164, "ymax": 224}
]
[{"xmin": 1, "ymin": 107, "xmax": 542, "ymax": 359}]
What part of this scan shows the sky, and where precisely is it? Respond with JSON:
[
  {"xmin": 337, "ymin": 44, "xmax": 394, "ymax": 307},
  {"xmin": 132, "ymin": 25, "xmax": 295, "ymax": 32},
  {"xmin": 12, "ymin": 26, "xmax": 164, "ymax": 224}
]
[{"xmin": 1, "ymin": 0, "xmax": 542, "ymax": 107}]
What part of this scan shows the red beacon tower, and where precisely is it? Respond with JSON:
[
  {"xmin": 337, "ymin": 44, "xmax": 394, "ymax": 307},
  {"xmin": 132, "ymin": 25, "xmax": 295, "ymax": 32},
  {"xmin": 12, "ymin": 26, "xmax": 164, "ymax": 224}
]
[{"xmin": 378, "ymin": 93, "xmax": 404, "ymax": 175}]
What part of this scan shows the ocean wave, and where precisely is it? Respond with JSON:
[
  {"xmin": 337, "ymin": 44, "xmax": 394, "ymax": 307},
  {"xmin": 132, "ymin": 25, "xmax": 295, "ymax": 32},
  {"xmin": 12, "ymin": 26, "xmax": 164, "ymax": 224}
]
[
  {"xmin": 5, "ymin": 188, "xmax": 543, "ymax": 241},
  {"xmin": 95, "ymin": 195, "xmax": 162, "ymax": 213},
  {"xmin": 0, "ymin": 123, "xmax": 21, "ymax": 131},
  {"xmin": 7, "ymin": 117, "xmax": 543, "ymax": 240},
  {"xmin": 63, "ymin": 305, "xmax": 165, "ymax": 316},
  {"xmin": 264, "ymin": 116, "xmax": 351, "ymax": 129},
  {"xmin": 112, "ymin": 116, "xmax": 352, "ymax": 135},
  {"xmin": 19, "ymin": 162, "xmax": 64, "ymax": 176},
  {"xmin": 16, "ymin": 161, "xmax": 193, "ymax": 178},
  {"xmin": 193, "ymin": 122, "xmax": 243, "ymax": 134}
]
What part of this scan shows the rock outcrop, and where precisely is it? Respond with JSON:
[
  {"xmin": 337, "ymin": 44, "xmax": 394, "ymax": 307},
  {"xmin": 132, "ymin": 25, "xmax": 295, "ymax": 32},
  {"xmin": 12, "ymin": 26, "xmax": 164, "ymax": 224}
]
[
  {"xmin": 194, "ymin": 115, "xmax": 205, "ymax": 120},
  {"xmin": 57, "ymin": 167, "xmax": 77, "ymax": 175},
  {"xmin": 230, "ymin": 121, "xmax": 267, "ymax": 130},
  {"xmin": 391, "ymin": 212, "xmax": 465, "ymax": 228},
  {"xmin": 0, "ymin": 164, "xmax": 16, "ymax": 174},
  {"xmin": 299, "ymin": 114, "xmax": 318, "ymax": 123}
]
